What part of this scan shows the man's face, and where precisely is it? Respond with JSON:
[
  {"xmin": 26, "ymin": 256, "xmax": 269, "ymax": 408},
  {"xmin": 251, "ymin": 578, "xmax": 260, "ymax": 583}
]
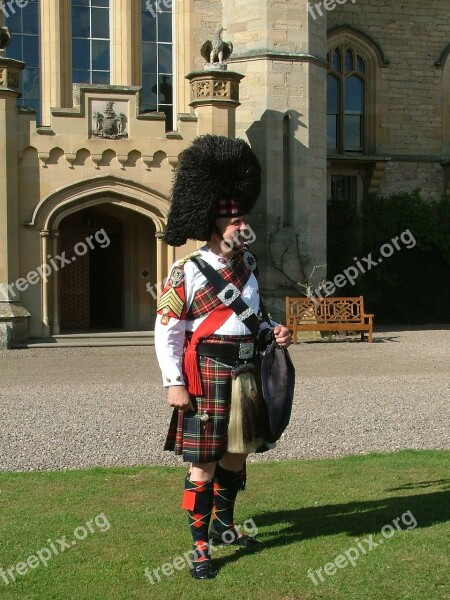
[{"xmin": 215, "ymin": 215, "xmax": 250, "ymax": 254}]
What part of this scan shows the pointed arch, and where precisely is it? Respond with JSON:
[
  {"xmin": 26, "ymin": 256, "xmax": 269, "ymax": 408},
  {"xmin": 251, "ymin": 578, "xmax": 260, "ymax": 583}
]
[
  {"xmin": 327, "ymin": 25, "xmax": 390, "ymax": 67},
  {"xmin": 25, "ymin": 175, "xmax": 170, "ymax": 233},
  {"xmin": 25, "ymin": 175, "xmax": 175, "ymax": 337}
]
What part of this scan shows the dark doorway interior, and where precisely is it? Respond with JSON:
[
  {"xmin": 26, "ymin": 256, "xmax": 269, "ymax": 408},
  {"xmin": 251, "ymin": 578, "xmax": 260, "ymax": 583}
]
[
  {"xmin": 59, "ymin": 206, "xmax": 123, "ymax": 331},
  {"xmin": 89, "ymin": 230, "xmax": 122, "ymax": 328}
]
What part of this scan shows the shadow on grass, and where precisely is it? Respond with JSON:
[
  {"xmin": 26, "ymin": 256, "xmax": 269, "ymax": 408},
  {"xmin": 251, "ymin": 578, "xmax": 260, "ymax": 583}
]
[
  {"xmin": 387, "ymin": 479, "xmax": 450, "ymax": 491},
  {"xmin": 212, "ymin": 488, "xmax": 450, "ymax": 571}
]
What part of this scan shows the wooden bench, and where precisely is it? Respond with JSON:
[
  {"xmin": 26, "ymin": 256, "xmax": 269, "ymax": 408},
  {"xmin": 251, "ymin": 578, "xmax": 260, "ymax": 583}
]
[{"xmin": 286, "ymin": 296, "xmax": 374, "ymax": 343}]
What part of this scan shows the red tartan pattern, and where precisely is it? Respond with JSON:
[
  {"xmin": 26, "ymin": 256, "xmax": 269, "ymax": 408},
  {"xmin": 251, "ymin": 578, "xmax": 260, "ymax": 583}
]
[
  {"xmin": 186, "ymin": 251, "xmax": 252, "ymax": 320},
  {"xmin": 164, "ymin": 334, "xmax": 260, "ymax": 463}
]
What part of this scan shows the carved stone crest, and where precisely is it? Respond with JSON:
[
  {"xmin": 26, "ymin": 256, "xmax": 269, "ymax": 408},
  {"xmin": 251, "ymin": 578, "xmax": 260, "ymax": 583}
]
[{"xmin": 91, "ymin": 100, "xmax": 128, "ymax": 140}]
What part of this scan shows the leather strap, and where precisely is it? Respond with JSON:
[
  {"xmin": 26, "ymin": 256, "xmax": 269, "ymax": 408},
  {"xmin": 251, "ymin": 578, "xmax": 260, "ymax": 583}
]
[
  {"xmin": 197, "ymin": 341, "xmax": 256, "ymax": 361},
  {"xmin": 191, "ymin": 256, "xmax": 261, "ymax": 336}
]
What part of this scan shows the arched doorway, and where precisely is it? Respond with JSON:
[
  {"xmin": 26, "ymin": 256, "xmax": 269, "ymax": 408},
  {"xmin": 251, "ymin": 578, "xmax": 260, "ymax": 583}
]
[
  {"xmin": 56, "ymin": 202, "xmax": 160, "ymax": 333},
  {"xmin": 59, "ymin": 207, "xmax": 123, "ymax": 330},
  {"xmin": 26, "ymin": 175, "xmax": 175, "ymax": 337}
]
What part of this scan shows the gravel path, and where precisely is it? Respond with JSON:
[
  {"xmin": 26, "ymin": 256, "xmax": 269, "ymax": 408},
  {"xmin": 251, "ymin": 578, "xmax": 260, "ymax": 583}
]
[{"xmin": 0, "ymin": 327, "xmax": 449, "ymax": 472}]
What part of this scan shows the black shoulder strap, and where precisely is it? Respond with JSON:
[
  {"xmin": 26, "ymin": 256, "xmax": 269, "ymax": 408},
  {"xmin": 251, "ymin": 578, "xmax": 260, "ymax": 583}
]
[{"xmin": 191, "ymin": 256, "xmax": 261, "ymax": 336}]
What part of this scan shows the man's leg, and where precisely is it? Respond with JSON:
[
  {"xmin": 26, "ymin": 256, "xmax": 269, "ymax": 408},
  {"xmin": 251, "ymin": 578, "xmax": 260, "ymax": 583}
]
[
  {"xmin": 210, "ymin": 452, "xmax": 261, "ymax": 546},
  {"xmin": 183, "ymin": 462, "xmax": 216, "ymax": 579}
]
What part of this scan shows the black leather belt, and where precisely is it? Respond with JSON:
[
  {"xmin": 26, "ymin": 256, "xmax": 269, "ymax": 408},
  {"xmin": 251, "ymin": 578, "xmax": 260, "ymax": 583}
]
[{"xmin": 197, "ymin": 341, "xmax": 256, "ymax": 361}]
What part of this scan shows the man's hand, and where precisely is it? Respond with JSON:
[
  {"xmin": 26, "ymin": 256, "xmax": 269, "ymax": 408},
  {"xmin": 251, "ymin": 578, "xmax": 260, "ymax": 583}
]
[
  {"xmin": 167, "ymin": 385, "xmax": 195, "ymax": 412},
  {"xmin": 273, "ymin": 325, "xmax": 292, "ymax": 348}
]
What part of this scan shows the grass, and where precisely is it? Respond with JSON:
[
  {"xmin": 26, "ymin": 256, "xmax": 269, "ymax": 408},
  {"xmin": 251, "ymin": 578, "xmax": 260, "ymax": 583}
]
[{"xmin": 0, "ymin": 450, "xmax": 449, "ymax": 600}]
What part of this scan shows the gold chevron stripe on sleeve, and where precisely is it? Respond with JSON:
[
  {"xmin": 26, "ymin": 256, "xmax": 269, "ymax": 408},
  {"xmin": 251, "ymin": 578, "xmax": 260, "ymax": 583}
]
[{"xmin": 157, "ymin": 287, "xmax": 185, "ymax": 318}]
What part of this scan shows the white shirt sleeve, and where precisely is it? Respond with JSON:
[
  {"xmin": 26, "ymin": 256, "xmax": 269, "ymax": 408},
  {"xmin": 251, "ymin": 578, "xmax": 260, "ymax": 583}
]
[{"xmin": 154, "ymin": 314, "xmax": 186, "ymax": 387}]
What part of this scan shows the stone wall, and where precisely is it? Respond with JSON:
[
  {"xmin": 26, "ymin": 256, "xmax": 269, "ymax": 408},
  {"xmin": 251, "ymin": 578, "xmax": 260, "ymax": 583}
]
[
  {"xmin": 328, "ymin": 0, "xmax": 450, "ymax": 197},
  {"xmin": 222, "ymin": 0, "xmax": 328, "ymax": 320}
]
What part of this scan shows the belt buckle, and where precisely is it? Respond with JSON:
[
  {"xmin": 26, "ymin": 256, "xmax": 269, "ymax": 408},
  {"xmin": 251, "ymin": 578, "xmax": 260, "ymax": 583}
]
[{"xmin": 239, "ymin": 342, "xmax": 254, "ymax": 360}]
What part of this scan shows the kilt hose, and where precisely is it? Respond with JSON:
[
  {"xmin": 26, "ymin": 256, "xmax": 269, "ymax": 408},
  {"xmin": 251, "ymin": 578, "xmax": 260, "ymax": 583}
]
[{"xmin": 164, "ymin": 334, "xmax": 267, "ymax": 464}]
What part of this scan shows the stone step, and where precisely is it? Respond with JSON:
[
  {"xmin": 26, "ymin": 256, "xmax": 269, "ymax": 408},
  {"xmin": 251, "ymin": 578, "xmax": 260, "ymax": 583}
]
[{"xmin": 16, "ymin": 331, "xmax": 155, "ymax": 348}]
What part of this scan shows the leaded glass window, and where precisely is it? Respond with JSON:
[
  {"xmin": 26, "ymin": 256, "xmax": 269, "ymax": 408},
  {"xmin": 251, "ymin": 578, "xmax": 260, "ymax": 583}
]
[
  {"xmin": 5, "ymin": 0, "xmax": 40, "ymax": 119},
  {"xmin": 327, "ymin": 47, "xmax": 366, "ymax": 154},
  {"xmin": 72, "ymin": 0, "xmax": 111, "ymax": 85},
  {"xmin": 141, "ymin": 0, "xmax": 173, "ymax": 131}
]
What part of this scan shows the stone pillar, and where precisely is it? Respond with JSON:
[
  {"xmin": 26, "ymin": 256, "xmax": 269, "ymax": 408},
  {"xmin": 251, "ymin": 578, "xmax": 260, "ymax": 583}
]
[
  {"xmin": 111, "ymin": 0, "xmax": 142, "ymax": 86},
  {"xmin": 0, "ymin": 55, "xmax": 31, "ymax": 348},
  {"xmin": 52, "ymin": 233, "xmax": 61, "ymax": 335},
  {"xmin": 39, "ymin": 0, "xmax": 72, "ymax": 126},
  {"xmin": 175, "ymin": 0, "xmax": 194, "ymax": 115},
  {"xmin": 222, "ymin": 0, "xmax": 328, "ymax": 320},
  {"xmin": 186, "ymin": 70, "xmax": 244, "ymax": 137}
]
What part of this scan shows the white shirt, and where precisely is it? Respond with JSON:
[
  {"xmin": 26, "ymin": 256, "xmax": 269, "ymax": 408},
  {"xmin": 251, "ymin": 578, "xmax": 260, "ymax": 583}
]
[{"xmin": 155, "ymin": 246, "xmax": 271, "ymax": 387}]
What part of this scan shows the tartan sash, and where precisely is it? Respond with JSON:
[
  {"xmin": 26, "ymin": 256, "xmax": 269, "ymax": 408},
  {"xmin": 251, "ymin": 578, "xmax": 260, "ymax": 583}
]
[{"xmin": 191, "ymin": 256, "xmax": 260, "ymax": 335}]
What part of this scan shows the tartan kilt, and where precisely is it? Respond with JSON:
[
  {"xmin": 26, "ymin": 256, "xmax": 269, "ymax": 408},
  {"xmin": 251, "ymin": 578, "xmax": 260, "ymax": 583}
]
[{"xmin": 164, "ymin": 338, "xmax": 267, "ymax": 463}]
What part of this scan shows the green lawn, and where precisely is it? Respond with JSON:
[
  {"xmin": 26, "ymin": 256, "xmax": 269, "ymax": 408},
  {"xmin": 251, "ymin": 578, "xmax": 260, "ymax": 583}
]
[{"xmin": 0, "ymin": 450, "xmax": 449, "ymax": 600}]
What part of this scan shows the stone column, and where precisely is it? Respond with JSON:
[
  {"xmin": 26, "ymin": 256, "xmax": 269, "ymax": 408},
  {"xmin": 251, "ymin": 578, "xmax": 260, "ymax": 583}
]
[
  {"xmin": 222, "ymin": 0, "xmax": 328, "ymax": 320},
  {"xmin": 40, "ymin": 231, "xmax": 51, "ymax": 337},
  {"xmin": 186, "ymin": 70, "xmax": 244, "ymax": 137},
  {"xmin": 39, "ymin": 0, "xmax": 72, "ymax": 126},
  {"xmin": 175, "ymin": 0, "xmax": 194, "ymax": 115},
  {"xmin": 111, "ymin": 0, "xmax": 142, "ymax": 86},
  {"xmin": 0, "ymin": 54, "xmax": 31, "ymax": 348},
  {"xmin": 52, "ymin": 232, "xmax": 61, "ymax": 335}
]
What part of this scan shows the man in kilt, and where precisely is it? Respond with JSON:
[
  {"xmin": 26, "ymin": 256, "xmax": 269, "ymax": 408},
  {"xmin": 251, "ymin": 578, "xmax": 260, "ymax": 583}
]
[{"xmin": 155, "ymin": 135, "xmax": 292, "ymax": 580}]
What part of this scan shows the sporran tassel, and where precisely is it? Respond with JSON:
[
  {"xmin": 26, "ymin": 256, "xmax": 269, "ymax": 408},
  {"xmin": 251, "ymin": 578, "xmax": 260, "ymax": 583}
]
[{"xmin": 227, "ymin": 365, "xmax": 264, "ymax": 454}]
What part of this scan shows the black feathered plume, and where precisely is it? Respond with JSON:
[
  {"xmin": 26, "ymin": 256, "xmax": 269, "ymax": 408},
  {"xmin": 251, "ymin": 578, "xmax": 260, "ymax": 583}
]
[{"xmin": 164, "ymin": 135, "xmax": 261, "ymax": 246}]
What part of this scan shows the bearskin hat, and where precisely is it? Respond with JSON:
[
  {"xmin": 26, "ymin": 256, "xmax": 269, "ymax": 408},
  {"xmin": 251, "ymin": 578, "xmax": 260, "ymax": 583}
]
[{"xmin": 164, "ymin": 135, "xmax": 261, "ymax": 247}]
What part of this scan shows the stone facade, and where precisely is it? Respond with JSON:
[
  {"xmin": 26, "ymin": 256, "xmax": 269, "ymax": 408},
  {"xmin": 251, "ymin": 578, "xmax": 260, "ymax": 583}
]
[
  {"xmin": 327, "ymin": 0, "xmax": 450, "ymax": 199},
  {"xmin": 223, "ymin": 0, "xmax": 328, "ymax": 314},
  {"xmin": 0, "ymin": 0, "xmax": 449, "ymax": 347}
]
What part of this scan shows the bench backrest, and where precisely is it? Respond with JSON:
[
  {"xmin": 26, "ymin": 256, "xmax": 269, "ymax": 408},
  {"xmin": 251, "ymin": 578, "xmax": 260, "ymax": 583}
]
[{"xmin": 286, "ymin": 296, "xmax": 365, "ymax": 324}]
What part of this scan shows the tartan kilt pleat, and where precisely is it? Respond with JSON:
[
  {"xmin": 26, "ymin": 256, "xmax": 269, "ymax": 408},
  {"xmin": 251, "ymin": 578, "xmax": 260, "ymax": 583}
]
[{"xmin": 164, "ymin": 355, "xmax": 248, "ymax": 463}]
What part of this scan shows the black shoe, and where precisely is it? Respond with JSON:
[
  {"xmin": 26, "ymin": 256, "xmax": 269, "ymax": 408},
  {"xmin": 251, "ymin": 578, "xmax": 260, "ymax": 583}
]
[
  {"xmin": 190, "ymin": 560, "xmax": 216, "ymax": 580},
  {"xmin": 209, "ymin": 528, "xmax": 264, "ymax": 549}
]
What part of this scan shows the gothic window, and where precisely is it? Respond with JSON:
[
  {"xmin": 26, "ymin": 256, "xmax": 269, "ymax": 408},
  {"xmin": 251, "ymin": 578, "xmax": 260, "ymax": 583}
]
[
  {"xmin": 5, "ymin": 0, "xmax": 40, "ymax": 118},
  {"xmin": 327, "ymin": 47, "xmax": 366, "ymax": 154},
  {"xmin": 141, "ymin": 0, "xmax": 173, "ymax": 130},
  {"xmin": 72, "ymin": 0, "xmax": 111, "ymax": 85}
]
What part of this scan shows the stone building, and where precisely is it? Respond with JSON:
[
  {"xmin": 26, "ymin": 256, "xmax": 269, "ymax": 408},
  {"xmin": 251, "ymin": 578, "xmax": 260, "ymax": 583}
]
[{"xmin": 0, "ymin": 0, "xmax": 449, "ymax": 347}]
